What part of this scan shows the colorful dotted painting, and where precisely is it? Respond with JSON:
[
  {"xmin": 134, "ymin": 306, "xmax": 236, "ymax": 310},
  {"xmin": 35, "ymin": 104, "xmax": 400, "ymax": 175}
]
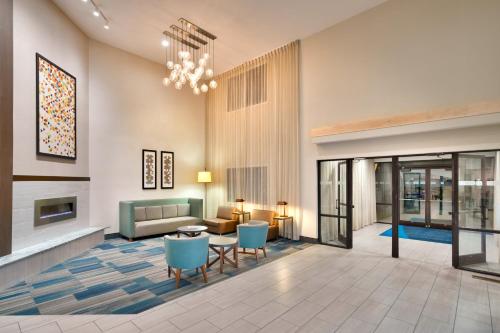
[{"xmin": 37, "ymin": 54, "xmax": 76, "ymax": 159}]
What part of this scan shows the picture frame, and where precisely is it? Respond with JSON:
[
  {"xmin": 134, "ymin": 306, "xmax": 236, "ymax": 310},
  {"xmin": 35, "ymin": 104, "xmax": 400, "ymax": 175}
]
[
  {"xmin": 160, "ymin": 151, "xmax": 174, "ymax": 189},
  {"xmin": 142, "ymin": 149, "xmax": 157, "ymax": 189},
  {"xmin": 36, "ymin": 53, "xmax": 77, "ymax": 160}
]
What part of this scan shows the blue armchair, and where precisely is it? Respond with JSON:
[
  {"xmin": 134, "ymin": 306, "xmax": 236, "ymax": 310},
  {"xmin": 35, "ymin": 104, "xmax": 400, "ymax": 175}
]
[
  {"xmin": 237, "ymin": 221, "xmax": 269, "ymax": 263},
  {"xmin": 164, "ymin": 232, "xmax": 209, "ymax": 288}
]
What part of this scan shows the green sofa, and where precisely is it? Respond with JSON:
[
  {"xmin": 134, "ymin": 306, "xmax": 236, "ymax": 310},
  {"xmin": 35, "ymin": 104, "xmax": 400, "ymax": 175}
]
[{"xmin": 119, "ymin": 198, "xmax": 203, "ymax": 240}]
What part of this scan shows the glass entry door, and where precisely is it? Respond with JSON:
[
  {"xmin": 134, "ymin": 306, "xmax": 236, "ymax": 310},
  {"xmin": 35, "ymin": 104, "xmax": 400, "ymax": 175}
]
[
  {"xmin": 400, "ymin": 163, "xmax": 452, "ymax": 228},
  {"xmin": 456, "ymin": 151, "xmax": 500, "ymax": 275},
  {"xmin": 318, "ymin": 159, "xmax": 353, "ymax": 248}
]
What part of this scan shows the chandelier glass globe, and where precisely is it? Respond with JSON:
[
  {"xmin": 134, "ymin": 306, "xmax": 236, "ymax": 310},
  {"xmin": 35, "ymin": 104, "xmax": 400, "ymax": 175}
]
[
  {"xmin": 175, "ymin": 81, "xmax": 183, "ymax": 90},
  {"xmin": 200, "ymin": 84, "xmax": 209, "ymax": 93},
  {"xmin": 198, "ymin": 58, "xmax": 207, "ymax": 67},
  {"xmin": 209, "ymin": 80, "xmax": 217, "ymax": 89},
  {"xmin": 203, "ymin": 53, "xmax": 210, "ymax": 60},
  {"xmin": 169, "ymin": 71, "xmax": 177, "ymax": 81},
  {"xmin": 179, "ymin": 75, "xmax": 187, "ymax": 84},
  {"xmin": 166, "ymin": 61, "xmax": 174, "ymax": 69},
  {"xmin": 173, "ymin": 63, "xmax": 181, "ymax": 71},
  {"xmin": 162, "ymin": 77, "xmax": 171, "ymax": 87},
  {"xmin": 193, "ymin": 87, "xmax": 201, "ymax": 95},
  {"xmin": 205, "ymin": 68, "xmax": 214, "ymax": 78}
]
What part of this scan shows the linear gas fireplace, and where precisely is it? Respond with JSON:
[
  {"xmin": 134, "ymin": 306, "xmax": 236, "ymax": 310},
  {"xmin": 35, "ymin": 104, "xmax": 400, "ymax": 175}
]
[{"xmin": 34, "ymin": 196, "xmax": 77, "ymax": 226}]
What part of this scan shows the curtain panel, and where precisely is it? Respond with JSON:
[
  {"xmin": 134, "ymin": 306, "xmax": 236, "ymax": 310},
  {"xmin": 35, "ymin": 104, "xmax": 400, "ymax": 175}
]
[{"xmin": 206, "ymin": 41, "xmax": 300, "ymax": 239}]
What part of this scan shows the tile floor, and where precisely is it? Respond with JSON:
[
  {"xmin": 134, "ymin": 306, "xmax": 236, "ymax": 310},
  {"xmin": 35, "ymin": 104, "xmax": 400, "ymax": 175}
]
[{"xmin": 1, "ymin": 224, "xmax": 499, "ymax": 333}]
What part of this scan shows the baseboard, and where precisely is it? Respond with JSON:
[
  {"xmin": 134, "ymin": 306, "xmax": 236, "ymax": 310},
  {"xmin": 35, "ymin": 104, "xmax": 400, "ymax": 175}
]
[
  {"xmin": 104, "ymin": 232, "xmax": 122, "ymax": 240},
  {"xmin": 300, "ymin": 236, "xmax": 318, "ymax": 244}
]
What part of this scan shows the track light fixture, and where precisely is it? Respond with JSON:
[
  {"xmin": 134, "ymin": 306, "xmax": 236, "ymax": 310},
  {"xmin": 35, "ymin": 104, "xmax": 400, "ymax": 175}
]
[{"xmin": 81, "ymin": 0, "xmax": 111, "ymax": 30}]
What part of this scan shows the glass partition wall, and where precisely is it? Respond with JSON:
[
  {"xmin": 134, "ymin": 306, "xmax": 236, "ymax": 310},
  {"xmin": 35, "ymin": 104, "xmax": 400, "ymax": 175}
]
[
  {"xmin": 318, "ymin": 159, "xmax": 353, "ymax": 248},
  {"xmin": 456, "ymin": 151, "xmax": 500, "ymax": 275}
]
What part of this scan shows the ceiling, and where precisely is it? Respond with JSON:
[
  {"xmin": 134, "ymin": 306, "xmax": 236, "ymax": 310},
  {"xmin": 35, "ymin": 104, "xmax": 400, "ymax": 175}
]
[{"xmin": 53, "ymin": 0, "xmax": 385, "ymax": 74}]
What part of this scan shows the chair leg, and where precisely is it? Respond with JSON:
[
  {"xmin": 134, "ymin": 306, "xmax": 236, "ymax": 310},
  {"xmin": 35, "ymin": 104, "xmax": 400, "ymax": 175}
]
[
  {"xmin": 201, "ymin": 265, "xmax": 208, "ymax": 283},
  {"xmin": 196, "ymin": 268, "xmax": 199, "ymax": 274},
  {"xmin": 255, "ymin": 249, "xmax": 258, "ymax": 263},
  {"xmin": 168, "ymin": 265, "xmax": 171, "ymax": 278},
  {"xmin": 175, "ymin": 268, "xmax": 182, "ymax": 289},
  {"xmin": 128, "ymin": 238, "xmax": 133, "ymax": 242},
  {"xmin": 262, "ymin": 247, "xmax": 267, "ymax": 258}
]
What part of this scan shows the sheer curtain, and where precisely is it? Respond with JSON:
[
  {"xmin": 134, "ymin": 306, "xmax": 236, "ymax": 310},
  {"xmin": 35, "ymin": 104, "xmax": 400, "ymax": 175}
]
[
  {"xmin": 205, "ymin": 41, "xmax": 299, "ymax": 239},
  {"xmin": 353, "ymin": 159, "xmax": 377, "ymax": 230}
]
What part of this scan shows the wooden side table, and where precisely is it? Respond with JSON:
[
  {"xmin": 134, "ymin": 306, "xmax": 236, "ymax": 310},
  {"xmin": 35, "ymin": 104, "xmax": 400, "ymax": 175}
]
[
  {"xmin": 235, "ymin": 211, "xmax": 251, "ymax": 224},
  {"xmin": 207, "ymin": 236, "xmax": 238, "ymax": 273},
  {"xmin": 273, "ymin": 216, "xmax": 294, "ymax": 239}
]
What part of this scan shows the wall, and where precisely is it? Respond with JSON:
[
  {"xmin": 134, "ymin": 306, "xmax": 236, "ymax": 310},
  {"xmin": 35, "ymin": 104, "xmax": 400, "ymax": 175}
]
[
  {"xmin": 12, "ymin": 0, "xmax": 90, "ymax": 250},
  {"xmin": 89, "ymin": 40, "xmax": 205, "ymax": 233},
  {"xmin": 13, "ymin": 0, "xmax": 89, "ymax": 177},
  {"xmin": 300, "ymin": 0, "xmax": 500, "ymax": 238}
]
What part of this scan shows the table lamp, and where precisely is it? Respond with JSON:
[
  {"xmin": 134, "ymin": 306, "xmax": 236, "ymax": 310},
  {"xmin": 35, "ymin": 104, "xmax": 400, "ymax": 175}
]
[
  {"xmin": 277, "ymin": 201, "xmax": 288, "ymax": 217},
  {"xmin": 235, "ymin": 198, "xmax": 245, "ymax": 213}
]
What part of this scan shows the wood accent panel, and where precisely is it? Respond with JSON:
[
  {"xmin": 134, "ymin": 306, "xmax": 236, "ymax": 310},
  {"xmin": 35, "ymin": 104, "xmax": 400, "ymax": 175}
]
[
  {"xmin": 0, "ymin": 0, "xmax": 13, "ymax": 257},
  {"xmin": 311, "ymin": 101, "xmax": 500, "ymax": 138},
  {"xmin": 13, "ymin": 175, "xmax": 91, "ymax": 182}
]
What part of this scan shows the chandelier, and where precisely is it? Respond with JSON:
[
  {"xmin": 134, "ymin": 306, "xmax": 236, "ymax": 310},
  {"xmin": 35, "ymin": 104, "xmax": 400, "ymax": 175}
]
[{"xmin": 161, "ymin": 18, "xmax": 217, "ymax": 95}]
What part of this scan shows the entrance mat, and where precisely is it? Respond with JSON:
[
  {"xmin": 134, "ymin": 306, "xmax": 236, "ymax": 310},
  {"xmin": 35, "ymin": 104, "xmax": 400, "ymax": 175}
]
[
  {"xmin": 0, "ymin": 235, "xmax": 311, "ymax": 315},
  {"xmin": 380, "ymin": 225, "xmax": 452, "ymax": 245}
]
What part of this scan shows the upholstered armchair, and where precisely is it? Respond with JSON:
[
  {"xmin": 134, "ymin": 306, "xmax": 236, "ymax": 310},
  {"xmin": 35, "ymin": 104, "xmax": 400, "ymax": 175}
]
[
  {"xmin": 164, "ymin": 232, "xmax": 209, "ymax": 288},
  {"xmin": 251, "ymin": 209, "xmax": 279, "ymax": 240},
  {"xmin": 204, "ymin": 206, "xmax": 239, "ymax": 234},
  {"xmin": 237, "ymin": 221, "xmax": 269, "ymax": 262}
]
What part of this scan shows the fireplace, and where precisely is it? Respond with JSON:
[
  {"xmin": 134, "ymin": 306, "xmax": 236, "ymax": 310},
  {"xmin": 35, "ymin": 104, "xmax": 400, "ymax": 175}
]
[{"xmin": 34, "ymin": 196, "xmax": 77, "ymax": 226}]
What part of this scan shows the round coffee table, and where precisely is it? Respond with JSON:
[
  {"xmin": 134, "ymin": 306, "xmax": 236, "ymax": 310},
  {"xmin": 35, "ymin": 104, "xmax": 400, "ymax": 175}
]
[
  {"xmin": 207, "ymin": 236, "xmax": 238, "ymax": 273},
  {"xmin": 176, "ymin": 225, "xmax": 208, "ymax": 238}
]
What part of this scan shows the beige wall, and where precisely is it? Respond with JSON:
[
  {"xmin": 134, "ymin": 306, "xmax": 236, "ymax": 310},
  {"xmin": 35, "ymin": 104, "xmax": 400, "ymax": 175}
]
[
  {"xmin": 13, "ymin": 0, "xmax": 89, "ymax": 176},
  {"xmin": 300, "ymin": 0, "xmax": 500, "ymax": 238},
  {"xmin": 89, "ymin": 41, "xmax": 206, "ymax": 233}
]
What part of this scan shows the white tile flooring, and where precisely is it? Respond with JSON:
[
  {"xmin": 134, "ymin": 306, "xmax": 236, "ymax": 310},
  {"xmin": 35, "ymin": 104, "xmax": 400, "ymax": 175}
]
[{"xmin": 1, "ymin": 224, "xmax": 499, "ymax": 333}]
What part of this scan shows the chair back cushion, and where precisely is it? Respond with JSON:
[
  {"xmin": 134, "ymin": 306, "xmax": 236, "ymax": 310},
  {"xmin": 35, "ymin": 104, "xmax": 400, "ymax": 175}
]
[
  {"xmin": 164, "ymin": 233, "xmax": 209, "ymax": 269},
  {"xmin": 237, "ymin": 221, "xmax": 269, "ymax": 249},
  {"xmin": 177, "ymin": 204, "xmax": 190, "ymax": 217},
  {"xmin": 145, "ymin": 206, "xmax": 162, "ymax": 220},
  {"xmin": 217, "ymin": 206, "xmax": 235, "ymax": 220},
  {"xmin": 162, "ymin": 205, "xmax": 178, "ymax": 218},
  {"xmin": 251, "ymin": 209, "xmax": 276, "ymax": 224},
  {"xmin": 134, "ymin": 207, "xmax": 146, "ymax": 222}
]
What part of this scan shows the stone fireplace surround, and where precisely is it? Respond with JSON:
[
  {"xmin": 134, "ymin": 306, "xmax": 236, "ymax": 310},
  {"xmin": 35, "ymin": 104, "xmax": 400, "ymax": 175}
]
[{"xmin": 0, "ymin": 180, "xmax": 104, "ymax": 289}]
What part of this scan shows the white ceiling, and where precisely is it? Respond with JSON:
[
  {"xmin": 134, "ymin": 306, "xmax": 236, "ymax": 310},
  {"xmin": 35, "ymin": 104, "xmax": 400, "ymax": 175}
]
[{"xmin": 53, "ymin": 0, "xmax": 385, "ymax": 74}]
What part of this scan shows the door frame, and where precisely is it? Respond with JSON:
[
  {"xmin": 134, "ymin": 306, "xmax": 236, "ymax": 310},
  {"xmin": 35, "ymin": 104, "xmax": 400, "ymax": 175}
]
[
  {"xmin": 399, "ymin": 163, "xmax": 453, "ymax": 229},
  {"xmin": 317, "ymin": 158, "xmax": 353, "ymax": 249}
]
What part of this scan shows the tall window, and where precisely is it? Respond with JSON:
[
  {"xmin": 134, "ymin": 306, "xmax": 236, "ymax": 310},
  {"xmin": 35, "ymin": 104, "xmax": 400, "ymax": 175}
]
[
  {"xmin": 227, "ymin": 64, "xmax": 267, "ymax": 112},
  {"xmin": 226, "ymin": 166, "xmax": 267, "ymax": 204}
]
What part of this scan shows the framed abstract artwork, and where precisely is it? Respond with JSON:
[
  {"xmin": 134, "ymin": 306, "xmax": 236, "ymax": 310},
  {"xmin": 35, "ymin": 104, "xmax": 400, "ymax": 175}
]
[
  {"xmin": 36, "ymin": 53, "xmax": 77, "ymax": 159},
  {"xmin": 142, "ymin": 149, "xmax": 157, "ymax": 189},
  {"xmin": 161, "ymin": 151, "xmax": 174, "ymax": 189}
]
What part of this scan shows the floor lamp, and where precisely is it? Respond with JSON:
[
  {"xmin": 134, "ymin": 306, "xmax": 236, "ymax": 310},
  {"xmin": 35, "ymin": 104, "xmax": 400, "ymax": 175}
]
[{"xmin": 197, "ymin": 171, "xmax": 212, "ymax": 218}]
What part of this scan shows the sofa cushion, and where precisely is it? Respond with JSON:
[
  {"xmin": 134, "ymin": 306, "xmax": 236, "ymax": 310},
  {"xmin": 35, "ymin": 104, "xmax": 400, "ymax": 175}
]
[
  {"xmin": 135, "ymin": 216, "xmax": 202, "ymax": 237},
  {"xmin": 204, "ymin": 217, "xmax": 235, "ymax": 227},
  {"xmin": 162, "ymin": 205, "xmax": 178, "ymax": 218},
  {"xmin": 146, "ymin": 206, "xmax": 162, "ymax": 220},
  {"xmin": 177, "ymin": 204, "xmax": 190, "ymax": 217},
  {"xmin": 216, "ymin": 206, "xmax": 235, "ymax": 220},
  {"xmin": 134, "ymin": 207, "xmax": 147, "ymax": 222}
]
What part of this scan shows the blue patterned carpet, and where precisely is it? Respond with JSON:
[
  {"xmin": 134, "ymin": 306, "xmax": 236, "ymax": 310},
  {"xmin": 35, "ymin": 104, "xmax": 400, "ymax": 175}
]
[
  {"xmin": 0, "ymin": 235, "xmax": 310, "ymax": 315},
  {"xmin": 380, "ymin": 225, "xmax": 452, "ymax": 244}
]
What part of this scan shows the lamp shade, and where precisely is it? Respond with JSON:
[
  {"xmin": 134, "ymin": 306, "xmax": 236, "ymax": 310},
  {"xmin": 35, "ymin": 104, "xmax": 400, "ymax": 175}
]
[
  {"xmin": 277, "ymin": 201, "xmax": 288, "ymax": 217},
  {"xmin": 197, "ymin": 171, "xmax": 212, "ymax": 183}
]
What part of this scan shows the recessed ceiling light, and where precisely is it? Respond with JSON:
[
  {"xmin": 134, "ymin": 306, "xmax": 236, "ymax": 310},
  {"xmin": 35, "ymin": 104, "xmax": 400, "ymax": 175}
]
[
  {"xmin": 93, "ymin": 10, "xmax": 100, "ymax": 17},
  {"xmin": 81, "ymin": 0, "xmax": 88, "ymax": 2},
  {"xmin": 104, "ymin": 24, "xmax": 110, "ymax": 30}
]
